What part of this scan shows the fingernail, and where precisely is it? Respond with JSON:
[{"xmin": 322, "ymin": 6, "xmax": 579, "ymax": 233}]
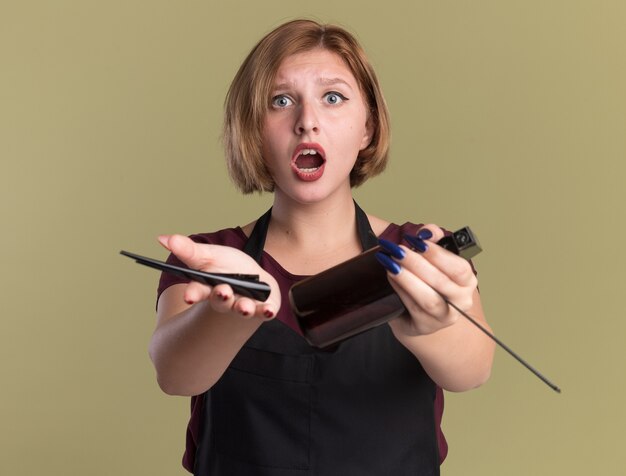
[
  {"xmin": 216, "ymin": 291, "xmax": 228, "ymax": 301},
  {"xmin": 184, "ymin": 297, "xmax": 194, "ymax": 305},
  {"xmin": 264, "ymin": 309, "xmax": 274, "ymax": 319},
  {"xmin": 417, "ymin": 228, "xmax": 433, "ymax": 240},
  {"xmin": 375, "ymin": 252, "xmax": 402, "ymax": 275},
  {"xmin": 403, "ymin": 234, "xmax": 428, "ymax": 253},
  {"xmin": 378, "ymin": 238, "xmax": 406, "ymax": 259},
  {"xmin": 241, "ymin": 310, "xmax": 250, "ymax": 317}
]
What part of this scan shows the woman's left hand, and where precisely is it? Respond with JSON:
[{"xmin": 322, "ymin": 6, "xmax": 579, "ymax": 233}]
[
  {"xmin": 377, "ymin": 224, "xmax": 495, "ymax": 390},
  {"xmin": 377, "ymin": 225, "xmax": 478, "ymax": 337}
]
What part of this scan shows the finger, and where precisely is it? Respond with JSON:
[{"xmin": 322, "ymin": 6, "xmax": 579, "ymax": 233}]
[
  {"xmin": 413, "ymin": 242, "xmax": 478, "ymax": 289},
  {"xmin": 399, "ymin": 230, "xmax": 478, "ymax": 288},
  {"xmin": 232, "ymin": 297, "xmax": 258, "ymax": 319},
  {"xmin": 167, "ymin": 234, "xmax": 214, "ymax": 270},
  {"xmin": 378, "ymin": 237, "xmax": 475, "ymax": 306},
  {"xmin": 389, "ymin": 270, "xmax": 451, "ymax": 321},
  {"xmin": 256, "ymin": 302, "xmax": 277, "ymax": 320},
  {"xmin": 157, "ymin": 234, "xmax": 171, "ymax": 251},
  {"xmin": 230, "ymin": 294, "xmax": 281, "ymax": 320},
  {"xmin": 393, "ymin": 246, "xmax": 476, "ymax": 309},
  {"xmin": 183, "ymin": 281, "xmax": 213, "ymax": 305},
  {"xmin": 209, "ymin": 284, "xmax": 235, "ymax": 312},
  {"xmin": 407, "ymin": 225, "xmax": 478, "ymax": 285},
  {"xmin": 413, "ymin": 224, "xmax": 445, "ymax": 243}
]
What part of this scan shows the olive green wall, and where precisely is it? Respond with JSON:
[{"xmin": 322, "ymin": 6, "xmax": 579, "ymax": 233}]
[{"xmin": 2, "ymin": 1, "xmax": 624, "ymax": 474}]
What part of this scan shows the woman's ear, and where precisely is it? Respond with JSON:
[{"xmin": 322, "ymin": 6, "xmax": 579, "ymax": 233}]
[{"xmin": 360, "ymin": 117, "xmax": 375, "ymax": 150}]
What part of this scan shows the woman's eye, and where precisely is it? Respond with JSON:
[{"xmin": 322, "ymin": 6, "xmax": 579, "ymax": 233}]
[
  {"xmin": 324, "ymin": 92, "xmax": 347, "ymax": 105},
  {"xmin": 271, "ymin": 95, "xmax": 293, "ymax": 108}
]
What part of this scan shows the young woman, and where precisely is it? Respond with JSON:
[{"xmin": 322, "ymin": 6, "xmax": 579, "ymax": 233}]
[{"xmin": 152, "ymin": 19, "xmax": 495, "ymax": 476}]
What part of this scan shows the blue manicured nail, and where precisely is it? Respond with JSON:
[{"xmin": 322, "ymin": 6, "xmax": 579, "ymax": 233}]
[
  {"xmin": 375, "ymin": 252, "xmax": 402, "ymax": 275},
  {"xmin": 403, "ymin": 234, "xmax": 428, "ymax": 253},
  {"xmin": 417, "ymin": 228, "xmax": 433, "ymax": 240},
  {"xmin": 378, "ymin": 238, "xmax": 406, "ymax": 260}
]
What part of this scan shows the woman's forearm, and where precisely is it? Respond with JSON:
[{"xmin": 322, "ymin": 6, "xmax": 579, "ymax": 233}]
[
  {"xmin": 149, "ymin": 288, "xmax": 263, "ymax": 396},
  {"xmin": 390, "ymin": 295, "xmax": 495, "ymax": 392}
]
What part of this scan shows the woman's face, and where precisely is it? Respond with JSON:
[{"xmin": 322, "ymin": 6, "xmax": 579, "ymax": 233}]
[{"xmin": 261, "ymin": 48, "xmax": 372, "ymax": 204}]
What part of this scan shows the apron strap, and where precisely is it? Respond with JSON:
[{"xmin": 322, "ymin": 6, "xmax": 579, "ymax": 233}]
[
  {"xmin": 354, "ymin": 200, "xmax": 378, "ymax": 250},
  {"xmin": 242, "ymin": 207, "xmax": 272, "ymax": 262}
]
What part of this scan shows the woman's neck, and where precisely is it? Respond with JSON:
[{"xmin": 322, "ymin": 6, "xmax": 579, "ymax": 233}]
[
  {"xmin": 263, "ymin": 189, "xmax": 364, "ymax": 274},
  {"xmin": 271, "ymin": 191, "xmax": 357, "ymax": 245}
]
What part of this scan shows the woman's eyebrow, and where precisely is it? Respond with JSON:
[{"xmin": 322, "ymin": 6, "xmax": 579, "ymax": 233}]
[
  {"xmin": 272, "ymin": 82, "xmax": 293, "ymax": 91},
  {"xmin": 318, "ymin": 77, "xmax": 353, "ymax": 89}
]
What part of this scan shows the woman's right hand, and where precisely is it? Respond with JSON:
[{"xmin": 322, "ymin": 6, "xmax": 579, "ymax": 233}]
[{"xmin": 158, "ymin": 234, "xmax": 281, "ymax": 320}]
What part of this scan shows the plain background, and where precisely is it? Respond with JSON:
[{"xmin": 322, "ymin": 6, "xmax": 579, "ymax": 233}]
[{"xmin": 2, "ymin": 1, "xmax": 624, "ymax": 474}]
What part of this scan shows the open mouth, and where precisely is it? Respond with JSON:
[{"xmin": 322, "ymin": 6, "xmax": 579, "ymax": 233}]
[
  {"xmin": 291, "ymin": 144, "xmax": 326, "ymax": 181},
  {"xmin": 294, "ymin": 149, "xmax": 325, "ymax": 172}
]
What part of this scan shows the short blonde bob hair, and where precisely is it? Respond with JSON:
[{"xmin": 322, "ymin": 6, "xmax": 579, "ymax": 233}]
[{"xmin": 223, "ymin": 19, "xmax": 391, "ymax": 194}]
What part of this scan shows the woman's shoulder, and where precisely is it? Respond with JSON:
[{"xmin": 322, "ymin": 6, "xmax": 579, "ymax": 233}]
[
  {"xmin": 188, "ymin": 226, "xmax": 248, "ymax": 248},
  {"xmin": 369, "ymin": 214, "xmax": 425, "ymax": 242}
]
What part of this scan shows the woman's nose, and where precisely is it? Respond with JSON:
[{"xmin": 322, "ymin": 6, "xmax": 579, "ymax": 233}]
[{"xmin": 294, "ymin": 101, "xmax": 319, "ymax": 135}]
